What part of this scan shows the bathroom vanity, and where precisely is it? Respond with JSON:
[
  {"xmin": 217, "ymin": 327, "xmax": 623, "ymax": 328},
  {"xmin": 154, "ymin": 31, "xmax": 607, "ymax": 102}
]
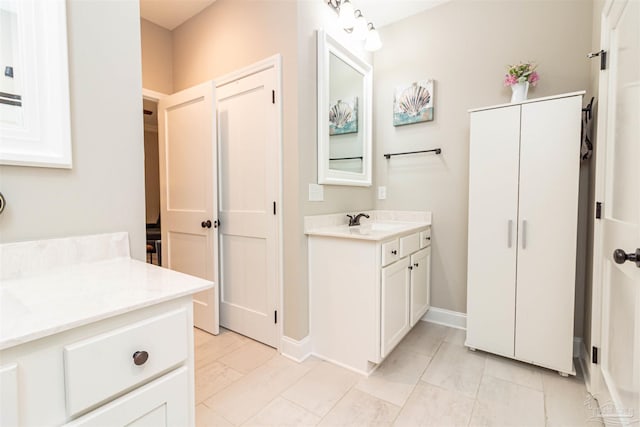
[
  {"xmin": 0, "ymin": 233, "xmax": 213, "ymax": 426},
  {"xmin": 306, "ymin": 211, "xmax": 431, "ymax": 374}
]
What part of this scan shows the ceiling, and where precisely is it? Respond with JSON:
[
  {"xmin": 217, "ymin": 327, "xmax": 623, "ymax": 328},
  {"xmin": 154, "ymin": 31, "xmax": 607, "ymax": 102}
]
[
  {"xmin": 139, "ymin": 0, "xmax": 447, "ymax": 31},
  {"xmin": 139, "ymin": 0, "xmax": 216, "ymax": 30}
]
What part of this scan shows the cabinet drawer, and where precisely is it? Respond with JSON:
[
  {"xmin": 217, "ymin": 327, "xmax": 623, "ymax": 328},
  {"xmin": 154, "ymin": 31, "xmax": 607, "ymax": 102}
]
[
  {"xmin": 420, "ymin": 229, "xmax": 432, "ymax": 248},
  {"xmin": 64, "ymin": 309, "xmax": 188, "ymax": 416},
  {"xmin": 64, "ymin": 367, "xmax": 189, "ymax": 427},
  {"xmin": 400, "ymin": 232, "xmax": 420, "ymax": 257},
  {"xmin": 381, "ymin": 239, "xmax": 400, "ymax": 267}
]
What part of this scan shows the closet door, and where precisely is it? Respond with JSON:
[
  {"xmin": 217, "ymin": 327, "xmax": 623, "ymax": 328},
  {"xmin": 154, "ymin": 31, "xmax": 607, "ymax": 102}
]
[
  {"xmin": 466, "ymin": 106, "xmax": 521, "ymax": 357},
  {"xmin": 515, "ymin": 96, "xmax": 581, "ymax": 372}
]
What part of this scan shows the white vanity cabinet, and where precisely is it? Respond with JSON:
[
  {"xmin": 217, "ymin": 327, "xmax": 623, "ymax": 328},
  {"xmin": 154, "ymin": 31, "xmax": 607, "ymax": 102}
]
[
  {"xmin": 0, "ymin": 233, "xmax": 213, "ymax": 426},
  {"xmin": 307, "ymin": 214, "xmax": 431, "ymax": 374},
  {"xmin": 466, "ymin": 93, "xmax": 582, "ymax": 375}
]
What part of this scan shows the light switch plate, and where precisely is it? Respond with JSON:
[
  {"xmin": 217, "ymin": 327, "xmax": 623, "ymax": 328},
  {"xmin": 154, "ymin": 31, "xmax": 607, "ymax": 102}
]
[
  {"xmin": 378, "ymin": 186, "xmax": 387, "ymax": 200},
  {"xmin": 309, "ymin": 183, "xmax": 324, "ymax": 201}
]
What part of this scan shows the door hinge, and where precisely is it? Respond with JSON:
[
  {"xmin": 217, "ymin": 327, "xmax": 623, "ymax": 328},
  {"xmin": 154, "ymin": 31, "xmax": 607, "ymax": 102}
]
[
  {"xmin": 272, "ymin": 90, "xmax": 275, "ymax": 104},
  {"xmin": 596, "ymin": 201, "xmax": 602, "ymax": 219},
  {"xmin": 592, "ymin": 346, "xmax": 598, "ymax": 364},
  {"xmin": 274, "ymin": 310, "xmax": 278, "ymax": 324},
  {"xmin": 273, "ymin": 201, "xmax": 277, "ymax": 215},
  {"xmin": 588, "ymin": 50, "xmax": 607, "ymax": 70}
]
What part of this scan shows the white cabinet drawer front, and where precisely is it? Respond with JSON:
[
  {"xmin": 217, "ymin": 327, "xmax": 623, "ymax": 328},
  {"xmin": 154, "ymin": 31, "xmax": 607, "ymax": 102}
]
[
  {"xmin": 381, "ymin": 239, "xmax": 400, "ymax": 266},
  {"xmin": 64, "ymin": 309, "xmax": 188, "ymax": 416},
  {"xmin": 0, "ymin": 364, "xmax": 18, "ymax": 427},
  {"xmin": 399, "ymin": 232, "xmax": 420, "ymax": 257},
  {"xmin": 64, "ymin": 367, "xmax": 189, "ymax": 427},
  {"xmin": 419, "ymin": 229, "xmax": 431, "ymax": 248}
]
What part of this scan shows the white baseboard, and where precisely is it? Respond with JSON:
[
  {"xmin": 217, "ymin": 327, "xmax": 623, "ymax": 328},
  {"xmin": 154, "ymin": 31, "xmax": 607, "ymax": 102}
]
[
  {"xmin": 422, "ymin": 307, "xmax": 467, "ymax": 330},
  {"xmin": 280, "ymin": 335, "xmax": 312, "ymax": 363}
]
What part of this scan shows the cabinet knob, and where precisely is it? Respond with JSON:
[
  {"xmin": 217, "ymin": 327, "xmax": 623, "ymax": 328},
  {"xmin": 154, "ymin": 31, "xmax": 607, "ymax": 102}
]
[
  {"xmin": 426, "ymin": 236, "xmax": 431, "ymax": 241},
  {"xmin": 414, "ymin": 263, "xmax": 419, "ymax": 268},
  {"xmin": 391, "ymin": 250, "xmax": 397, "ymax": 255},
  {"xmin": 132, "ymin": 350, "xmax": 149, "ymax": 366},
  {"xmin": 408, "ymin": 265, "xmax": 413, "ymax": 270},
  {"xmin": 201, "ymin": 220, "xmax": 212, "ymax": 228}
]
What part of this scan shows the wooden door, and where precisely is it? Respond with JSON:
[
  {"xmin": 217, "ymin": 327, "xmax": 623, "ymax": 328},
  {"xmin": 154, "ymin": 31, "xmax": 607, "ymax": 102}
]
[
  {"xmin": 381, "ymin": 257, "xmax": 411, "ymax": 357},
  {"xmin": 515, "ymin": 95, "xmax": 582, "ymax": 373},
  {"xmin": 217, "ymin": 67, "xmax": 279, "ymax": 347},
  {"xmin": 593, "ymin": 0, "xmax": 640, "ymax": 421},
  {"xmin": 158, "ymin": 82, "xmax": 219, "ymax": 335},
  {"xmin": 466, "ymin": 105, "xmax": 521, "ymax": 357},
  {"xmin": 410, "ymin": 247, "xmax": 431, "ymax": 326}
]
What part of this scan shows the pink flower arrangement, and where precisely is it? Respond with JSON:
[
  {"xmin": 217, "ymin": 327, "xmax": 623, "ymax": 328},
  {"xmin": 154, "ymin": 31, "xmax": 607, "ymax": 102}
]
[{"xmin": 504, "ymin": 62, "xmax": 540, "ymax": 87}]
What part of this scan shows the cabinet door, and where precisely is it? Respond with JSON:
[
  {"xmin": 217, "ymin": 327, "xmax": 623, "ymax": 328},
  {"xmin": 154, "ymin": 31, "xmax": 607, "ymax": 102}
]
[
  {"xmin": 467, "ymin": 106, "xmax": 520, "ymax": 357},
  {"xmin": 410, "ymin": 247, "xmax": 431, "ymax": 326},
  {"xmin": 381, "ymin": 257, "xmax": 411, "ymax": 357},
  {"xmin": 65, "ymin": 367, "xmax": 190, "ymax": 427},
  {"xmin": 515, "ymin": 96, "xmax": 581, "ymax": 371}
]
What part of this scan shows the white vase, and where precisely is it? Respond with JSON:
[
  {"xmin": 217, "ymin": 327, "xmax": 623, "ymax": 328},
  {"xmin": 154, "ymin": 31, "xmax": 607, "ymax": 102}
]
[{"xmin": 510, "ymin": 82, "xmax": 529, "ymax": 103}]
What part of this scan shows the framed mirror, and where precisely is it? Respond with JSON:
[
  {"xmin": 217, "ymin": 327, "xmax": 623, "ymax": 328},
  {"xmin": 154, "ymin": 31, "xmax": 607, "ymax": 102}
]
[
  {"xmin": 317, "ymin": 30, "xmax": 372, "ymax": 186},
  {"xmin": 0, "ymin": 0, "xmax": 72, "ymax": 168}
]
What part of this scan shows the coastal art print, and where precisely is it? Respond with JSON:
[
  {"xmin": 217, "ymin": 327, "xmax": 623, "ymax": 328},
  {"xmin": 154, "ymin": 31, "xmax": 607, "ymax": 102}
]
[
  {"xmin": 393, "ymin": 80, "xmax": 434, "ymax": 126},
  {"xmin": 329, "ymin": 97, "xmax": 358, "ymax": 135}
]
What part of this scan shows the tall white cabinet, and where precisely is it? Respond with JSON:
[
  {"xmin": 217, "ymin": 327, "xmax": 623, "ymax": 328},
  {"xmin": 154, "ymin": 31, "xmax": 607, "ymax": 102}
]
[{"xmin": 466, "ymin": 92, "xmax": 584, "ymax": 375}]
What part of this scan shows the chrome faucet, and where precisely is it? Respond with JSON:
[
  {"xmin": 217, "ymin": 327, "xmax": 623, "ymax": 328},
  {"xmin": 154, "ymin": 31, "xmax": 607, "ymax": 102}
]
[{"xmin": 347, "ymin": 213, "xmax": 370, "ymax": 227}]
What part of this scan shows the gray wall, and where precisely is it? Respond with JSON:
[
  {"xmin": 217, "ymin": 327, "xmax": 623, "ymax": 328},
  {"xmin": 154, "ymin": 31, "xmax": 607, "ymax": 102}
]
[
  {"xmin": 0, "ymin": 0, "xmax": 146, "ymax": 261},
  {"xmin": 372, "ymin": 0, "xmax": 594, "ymax": 336}
]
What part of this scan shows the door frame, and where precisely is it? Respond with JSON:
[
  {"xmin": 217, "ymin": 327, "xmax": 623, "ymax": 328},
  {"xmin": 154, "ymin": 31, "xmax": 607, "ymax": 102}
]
[{"xmin": 214, "ymin": 55, "xmax": 284, "ymax": 351}]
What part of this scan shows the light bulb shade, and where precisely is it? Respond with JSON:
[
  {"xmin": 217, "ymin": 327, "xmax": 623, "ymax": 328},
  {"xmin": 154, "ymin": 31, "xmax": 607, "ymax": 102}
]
[
  {"xmin": 338, "ymin": 0, "xmax": 355, "ymax": 30},
  {"xmin": 352, "ymin": 11, "xmax": 368, "ymax": 41},
  {"xmin": 365, "ymin": 27, "xmax": 382, "ymax": 51}
]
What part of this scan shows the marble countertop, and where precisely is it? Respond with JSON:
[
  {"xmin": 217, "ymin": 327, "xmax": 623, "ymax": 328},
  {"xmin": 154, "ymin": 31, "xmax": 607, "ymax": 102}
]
[
  {"xmin": 304, "ymin": 210, "xmax": 431, "ymax": 242},
  {"xmin": 305, "ymin": 221, "xmax": 430, "ymax": 241},
  {"xmin": 0, "ymin": 257, "xmax": 213, "ymax": 351}
]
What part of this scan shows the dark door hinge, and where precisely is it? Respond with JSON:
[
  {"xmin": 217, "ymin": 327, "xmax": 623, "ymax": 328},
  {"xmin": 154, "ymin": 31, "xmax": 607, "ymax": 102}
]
[
  {"xmin": 273, "ymin": 201, "xmax": 276, "ymax": 215},
  {"xmin": 274, "ymin": 310, "xmax": 278, "ymax": 324},
  {"xmin": 272, "ymin": 90, "xmax": 275, "ymax": 104},
  {"xmin": 596, "ymin": 201, "xmax": 602, "ymax": 219},
  {"xmin": 588, "ymin": 50, "xmax": 607, "ymax": 70},
  {"xmin": 592, "ymin": 346, "xmax": 598, "ymax": 364}
]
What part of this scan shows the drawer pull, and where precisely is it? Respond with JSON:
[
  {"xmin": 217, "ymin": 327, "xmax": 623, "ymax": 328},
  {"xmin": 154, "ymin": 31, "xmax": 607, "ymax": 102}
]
[
  {"xmin": 391, "ymin": 250, "xmax": 398, "ymax": 255},
  {"xmin": 132, "ymin": 351, "xmax": 149, "ymax": 366}
]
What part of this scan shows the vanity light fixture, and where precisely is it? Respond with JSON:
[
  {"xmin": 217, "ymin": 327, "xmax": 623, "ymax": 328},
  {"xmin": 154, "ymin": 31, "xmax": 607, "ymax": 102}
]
[
  {"xmin": 364, "ymin": 23, "xmax": 382, "ymax": 52},
  {"xmin": 351, "ymin": 10, "xmax": 368, "ymax": 41},
  {"xmin": 326, "ymin": 0, "xmax": 382, "ymax": 51},
  {"xmin": 336, "ymin": 0, "xmax": 355, "ymax": 30}
]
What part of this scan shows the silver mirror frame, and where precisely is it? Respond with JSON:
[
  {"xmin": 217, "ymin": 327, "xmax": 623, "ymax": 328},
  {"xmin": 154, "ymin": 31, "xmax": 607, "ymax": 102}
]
[
  {"xmin": 317, "ymin": 30, "xmax": 372, "ymax": 187},
  {"xmin": 0, "ymin": 0, "xmax": 72, "ymax": 168}
]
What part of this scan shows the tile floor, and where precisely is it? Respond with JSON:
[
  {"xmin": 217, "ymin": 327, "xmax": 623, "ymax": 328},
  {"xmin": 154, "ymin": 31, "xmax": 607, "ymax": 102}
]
[{"xmin": 194, "ymin": 322, "xmax": 604, "ymax": 426}]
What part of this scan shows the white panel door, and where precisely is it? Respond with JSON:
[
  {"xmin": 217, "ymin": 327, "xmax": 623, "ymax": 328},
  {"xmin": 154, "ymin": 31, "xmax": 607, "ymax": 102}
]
[
  {"xmin": 466, "ymin": 106, "xmax": 521, "ymax": 357},
  {"xmin": 410, "ymin": 247, "xmax": 431, "ymax": 326},
  {"xmin": 381, "ymin": 257, "xmax": 411, "ymax": 358},
  {"xmin": 515, "ymin": 96, "xmax": 581, "ymax": 373},
  {"xmin": 217, "ymin": 68, "xmax": 279, "ymax": 347},
  {"xmin": 596, "ymin": 0, "xmax": 640, "ymax": 422},
  {"xmin": 158, "ymin": 82, "xmax": 219, "ymax": 334}
]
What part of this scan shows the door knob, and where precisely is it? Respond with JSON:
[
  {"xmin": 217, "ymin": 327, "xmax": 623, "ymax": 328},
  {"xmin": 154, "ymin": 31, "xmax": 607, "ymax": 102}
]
[
  {"xmin": 613, "ymin": 248, "xmax": 640, "ymax": 268},
  {"xmin": 201, "ymin": 220, "xmax": 212, "ymax": 228}
]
